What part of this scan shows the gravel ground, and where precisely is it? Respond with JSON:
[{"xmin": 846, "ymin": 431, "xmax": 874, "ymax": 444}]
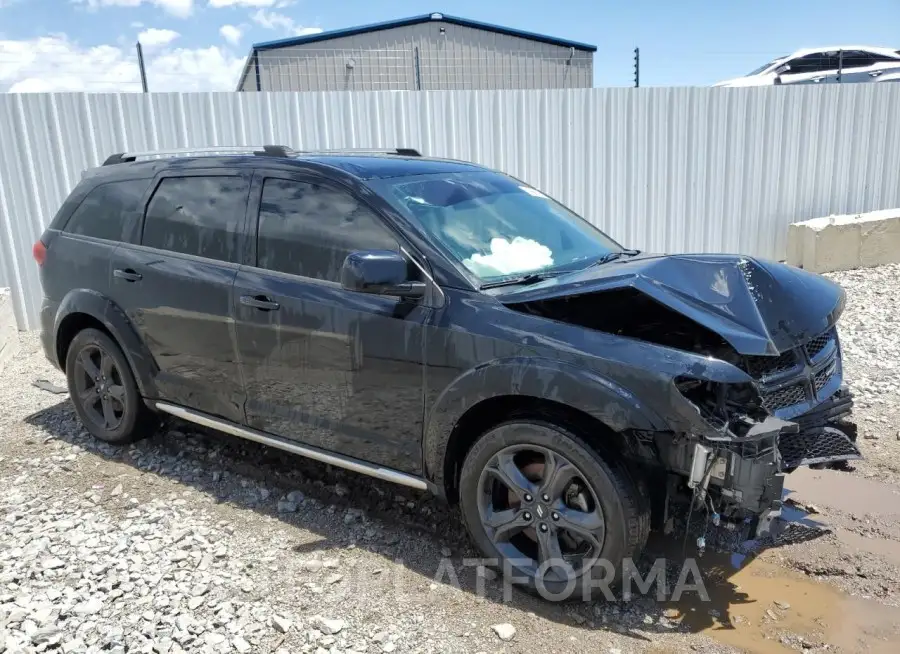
[
  {"xmin": 0, "ymin": 263, "xmax": 898, "ymax": 654},
  {"xmin": 824, "ymin": 263, "xmax": 900, "ymax": 484},
  {"xmin": 0, "ymin": 335, "xmax": 733, "ymax": 654}
]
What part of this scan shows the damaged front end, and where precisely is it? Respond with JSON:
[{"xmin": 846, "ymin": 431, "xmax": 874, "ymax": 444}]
[
  {"xmin": 496, "ymin": 253, "xmax": 861, "ymax": 539},
  {"xmin": 662, "ymin": 328, "xmax": 860, "ymax": 538}
]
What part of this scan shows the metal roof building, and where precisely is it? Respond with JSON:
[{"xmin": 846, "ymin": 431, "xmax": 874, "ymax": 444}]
[{"xmin": 236, "ymin": 12, "xmax": 596, "ymax": 92}]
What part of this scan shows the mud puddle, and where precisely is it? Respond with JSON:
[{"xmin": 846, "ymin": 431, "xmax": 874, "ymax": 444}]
[
  {"xmin": 666, "ymin": 549, "xmax": 900, "ymax": 652},
  {"xmin": 656, "ymin": 468, "xmax": 900, "ymax": 652}
]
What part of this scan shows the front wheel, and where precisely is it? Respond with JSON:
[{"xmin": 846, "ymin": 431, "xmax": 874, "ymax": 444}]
[{"xmin": 459, "ymin": 420, "xmax": 648, "ymax": 601}]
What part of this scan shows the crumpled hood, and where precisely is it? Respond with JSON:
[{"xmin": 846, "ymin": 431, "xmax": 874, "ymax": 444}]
[{"xmin": 494, "ymin": 253, "xmax": 846, "ymax": 356}]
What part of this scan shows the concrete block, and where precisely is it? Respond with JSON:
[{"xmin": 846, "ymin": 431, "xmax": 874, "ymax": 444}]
[
  {"xmin": 786, "ymin": 209, "xmax": 900, "ymax": 273},
  {"xmin": 0, "ymin": 288, "xmax": 19, "ymax": 375}
]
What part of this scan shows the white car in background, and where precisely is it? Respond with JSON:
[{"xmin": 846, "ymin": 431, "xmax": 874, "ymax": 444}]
[{"xmin": 714, "ymin": 46, "xmax": 900, "ymax": 86}]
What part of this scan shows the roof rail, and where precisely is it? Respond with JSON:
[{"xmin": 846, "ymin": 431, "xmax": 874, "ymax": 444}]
[
  {"xmin": 295, "ymin": 148, "xmax": 422, "ymax": 157},
  {"xmin": 102, "ymin": 145, "xmax": 294, "ymax": 166}
]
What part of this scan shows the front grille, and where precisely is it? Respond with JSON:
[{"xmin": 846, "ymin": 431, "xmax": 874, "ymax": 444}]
[
  {"xmin": 779, "ymin": 425, "xmax": 860, "ymax": 467},
  {"xmin": 745, "ymin": 327, "xmax": 840, "ymax": 416},
  {"xmin": 805, "ymin": 329, "xmax": 833, "ymax": 359},
  {"xmin": 813, "ymin": 364, "xmax": 836, "ymax": 394},
  {"xmin": 745, "ymin": 350, "xmax": 797, "ymax": 378},
  {"xmin": 778, "ymin": 387, "xmax": 859, "ymax": 467},
  {"xmin": 760, "ymin": 382, "xmax": 807, "ymax": 412}
]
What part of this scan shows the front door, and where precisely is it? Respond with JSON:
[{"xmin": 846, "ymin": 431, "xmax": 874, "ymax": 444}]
[
  {"xmin": 233, "ymin": 172, "xmax": 430, "ymax": 474},
  {"xmin": 780, "ymin": 52, "xmax": 838, "ymax": 85},
  {"xmin": 109, "ymin": 170, "xmax": 251, "ymax": 423}
]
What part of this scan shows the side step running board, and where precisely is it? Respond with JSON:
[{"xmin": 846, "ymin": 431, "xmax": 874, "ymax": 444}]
[{"xmin": 154, "ymin": 402, "xmax": 431, "ymax": 492}]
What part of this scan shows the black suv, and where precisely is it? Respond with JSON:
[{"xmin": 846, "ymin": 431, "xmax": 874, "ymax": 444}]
[{"xmin": 36, "ymin": 145, "xmax": 859, "ymax": 600}]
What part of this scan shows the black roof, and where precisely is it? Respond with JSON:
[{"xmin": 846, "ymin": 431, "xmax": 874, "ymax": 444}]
[
  {"xmin": 251, "ymin": 12, "xmax": 597, "ymax": 53},
  {"xmin": 303, "ymin": 155, "xmax": 485, "ymax": 179},
  {"xmin": 90, "ymin": 150, "xmax": 488, "ymax": 182}
]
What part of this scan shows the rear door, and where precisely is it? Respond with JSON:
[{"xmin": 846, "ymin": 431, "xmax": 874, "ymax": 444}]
[
  {"xmin": 233, "ymin": 171, "xmax": 430, "ymax": 474},
  {"xmin": 108, "ymin": 169, "xmax": 251, "ymax": 423},
  {"xmin": 834, "ymin": 50, "xmax": 900, "ymax": 83}
]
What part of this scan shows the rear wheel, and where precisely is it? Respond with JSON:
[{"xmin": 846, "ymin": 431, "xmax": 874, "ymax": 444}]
[
  {"xmin": 459, "ymin": 420, "xmax": 648, "ymax": 601},
  {"xmin": 65, "ymin": 328, "xmax": 157, "ymax": 444}
]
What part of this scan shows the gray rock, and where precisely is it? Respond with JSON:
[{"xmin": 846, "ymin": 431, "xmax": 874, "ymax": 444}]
[
  {"xmin": 232, "ymin": 635, "xmax": 252, "ymax": 653},
  {"xmin": 277, "ymin": 501, "xmax": 298, "ymax": 514},
  {"xmin": 73, "ymin": 597, "xmax": 103, "ymax": 616},
  {"xmin": 313, "ymin": 616, "xmax": 344, "ymax": 635},
  {"xmin": 205, "ymin": 632, "xmax": 226, "ymax": 646},
  {"xmin": 31, "ymin": 625, "xmax": 62, "ymax": 645},
  {"xmin": 491, "ymin": 623, "xmax": 516, "ymax": 641},
  {"xmin": 270, "ymin": 614, "xmax": 292, "ymax": 633},
  {"xmin": 302, "ymin": 559, "xmax": 324, "ymax": 572}
]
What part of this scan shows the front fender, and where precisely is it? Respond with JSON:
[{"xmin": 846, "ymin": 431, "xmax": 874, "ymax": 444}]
[
  {"xmin": 54, "ymin": 289, "xmax": 159, "ymax": 398},
  {"xmin": 422, "ymin": 356, "xmax": 668, "ymax": 490}
]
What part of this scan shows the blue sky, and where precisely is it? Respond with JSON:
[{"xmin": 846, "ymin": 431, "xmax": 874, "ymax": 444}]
[{"xmin": 1, "ymin": 0, "xmax": 899, "ymax": 91}]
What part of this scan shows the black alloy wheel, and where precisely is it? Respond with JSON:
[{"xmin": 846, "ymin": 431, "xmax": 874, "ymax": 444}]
[
  {"xmin": 65, "ymin": 328, "xmax": 157, "ymax": 444},
  {"xmin": 459, "ymin": 420, "xmax": 648, "ymax": 601},
  {"xmin": 478, "ymin": 445, "xmax": 606, "ymax": 585},
  {"xmin": 72, "ymin": 343, "xmax": 127, "ymax": 431}
]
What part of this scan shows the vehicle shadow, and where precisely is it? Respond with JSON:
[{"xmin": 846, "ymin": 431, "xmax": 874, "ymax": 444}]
[{"xmin": 24, "ymin": 398, "xmax": 829, "ymax": 641}]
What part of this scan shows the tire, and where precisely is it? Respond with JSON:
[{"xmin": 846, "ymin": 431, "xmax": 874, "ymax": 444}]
[
  {"xmin": 65, "ymin": 328, "xmax": 157, "ymax": 444},
  {"xmin": 459, "ymin": 420, "xmax": 648, "ymax": 602}
]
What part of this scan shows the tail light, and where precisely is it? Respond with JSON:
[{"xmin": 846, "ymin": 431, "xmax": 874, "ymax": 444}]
[{"xmin": 33, "ymin": 240, "xmax": 47, "ymax": 266}]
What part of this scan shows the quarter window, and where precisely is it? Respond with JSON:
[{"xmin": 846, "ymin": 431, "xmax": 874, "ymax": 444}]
[
  {"xmin": 64, "ymin": 179, "xmax": 150, "ymax": 241},
  {"xmin": 256, "ymin": 178, "xmax": 399, "ymax": 282},
  {"xmin": 142, "ymin": 176, "xmax": 249, "ymax": 263}
]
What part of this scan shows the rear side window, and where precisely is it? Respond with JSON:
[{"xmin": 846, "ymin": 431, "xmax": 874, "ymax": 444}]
[
  {"xmin": 63, "ymin": 179, "xmax": 149, "ymax": 241},
  {"xmin": 839, "ymin": 51, "xmax": 874, "ymax": 69},
  {"xmin": 142, "ymin": 176, "xmax": 249, "ymax": 263},
  {"xmin": 256, "ymin": 178, "xmax": 399, "ymax": 282}
]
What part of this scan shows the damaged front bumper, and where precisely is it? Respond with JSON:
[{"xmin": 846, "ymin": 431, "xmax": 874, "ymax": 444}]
[{"xmin": 663, "ymin": 385, "xmax": 860, "ymax": 537}]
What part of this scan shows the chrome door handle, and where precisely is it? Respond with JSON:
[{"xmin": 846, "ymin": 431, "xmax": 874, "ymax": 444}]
[
  {"xmin": 869, "ymin": 70, "xmax": 884, "ymax": 77},
  {"xmin": 113, "ymin": 268, "xmax": 142, "ymax": 282},
  {"xmin": 240, "ymin": 295, "xmax": 280, "ymax": 311},
  {"xmin": 811, "ymin": 76, "xmax": 825, "ymax": 82}
]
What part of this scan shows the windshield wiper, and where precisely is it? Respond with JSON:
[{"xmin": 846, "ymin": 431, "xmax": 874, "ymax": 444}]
[
  {"xmin": 479, "ymin": 270, "xmax": 567, "ymax": 290},
  {"xmin": 591, "ymin": 249, "xmax": 641, "ymax": 266}
]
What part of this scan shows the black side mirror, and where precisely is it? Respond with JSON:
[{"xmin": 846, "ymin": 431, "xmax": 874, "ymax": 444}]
[{"xmin": 341, "ymin": 250, "xmax": 426, "ymax": 299}]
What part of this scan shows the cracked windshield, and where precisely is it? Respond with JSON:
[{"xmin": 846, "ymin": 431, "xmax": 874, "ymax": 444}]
[{"xmin": 377, "ymin": 172, "xmax": 621, "ymax": 280}]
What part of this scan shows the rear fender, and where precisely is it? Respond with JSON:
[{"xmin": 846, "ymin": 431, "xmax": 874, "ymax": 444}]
[{"xmin": 54, "ymin": 289, "xmax": 158, "ymax": 398}]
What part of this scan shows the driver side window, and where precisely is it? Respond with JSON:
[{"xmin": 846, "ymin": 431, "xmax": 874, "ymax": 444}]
[
  {"xmin": 256, "ymin": 178, "xmax": 401, "ymax": 283},
  {"xmin": 788, "ymin": 53, "xmax": 838, "ymax": 74}
]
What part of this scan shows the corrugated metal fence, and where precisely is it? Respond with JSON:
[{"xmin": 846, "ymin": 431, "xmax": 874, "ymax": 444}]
[{"xmin": 3, "ymin": 85, "xmax": 900, "ymax": 330}]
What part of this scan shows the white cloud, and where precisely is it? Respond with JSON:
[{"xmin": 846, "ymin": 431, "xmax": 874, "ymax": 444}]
[
  {"xmin": 208, "ymin": 0, "xmax": 276, "ymax": 7},
  {"xmin": 251, "ymin": 9, "xmax": 321, "ymax": 36},
  {"xmin": 0, "ymin": 35, "xmax": 245, "ymax": 92},
  {"xmin": 76, "ymin": 0, "xmax": 194, "ymax": 19},
  {"xmin": 219, "ymin": 24, "xmax": 242, "ymax": 46},
  {"xmin": 138, "ymin": 28, "xmax": 180, "ymax": 47}
]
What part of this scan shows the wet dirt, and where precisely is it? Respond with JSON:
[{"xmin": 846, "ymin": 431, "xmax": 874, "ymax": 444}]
[
  {"xmin": 669, "ymin": 550, "xmax": 900, "ymax": 653},
  {"xmin": 654, "ymin": 466, "xmax": 900, "ymax": 653}
]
